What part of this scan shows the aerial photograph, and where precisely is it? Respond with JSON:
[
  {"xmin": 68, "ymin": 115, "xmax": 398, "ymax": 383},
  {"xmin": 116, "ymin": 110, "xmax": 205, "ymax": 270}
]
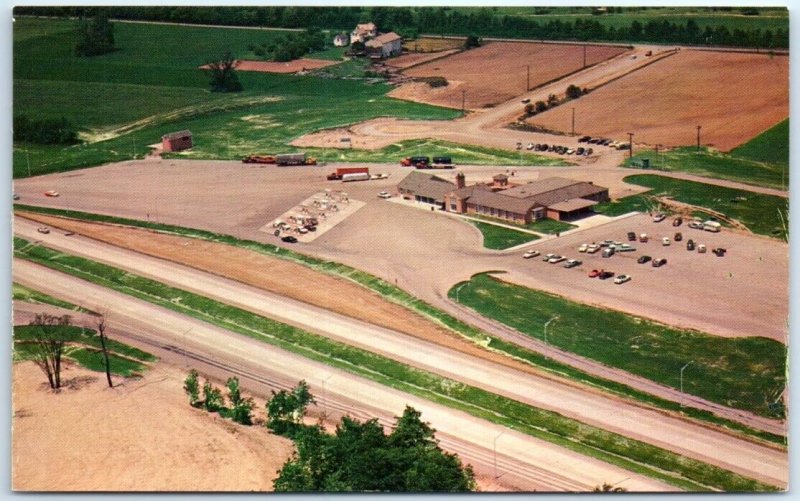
[{"xmin": 10, "ymin": 4, "xmax": 789, "ymax": 493}]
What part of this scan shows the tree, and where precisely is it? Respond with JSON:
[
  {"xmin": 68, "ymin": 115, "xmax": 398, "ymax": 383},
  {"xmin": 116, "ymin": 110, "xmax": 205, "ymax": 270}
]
[
  {"xmin": 75, "ymin": 10, "xmax": 115, "ymax": 57},
  {"xmin": 464, "ymin": 34, "xmax": 481, "ymax": 49},
  {"xmin": 227, "ymin": 376, "xmax": 254, "ymax": 425},
  {"xmin": 96, "ymin": 316, "xmax": 113, "ymax": 388},
  {"xmin": 547, "ymin": 93, "xmax": 559, "ymax": 106},
  {"xmin": 535, "ymin": 100, "xmax": 548, "ymax": 113},
  {"xmin": 202, "ymin": 380, "xmax": 224, "ymax": 412},
  {"xmin": 594, "ymin": 483, "xmax": 628, "ymax": 492},
  {"xmin": 266, "ymin": 380, "xmax": 316, "ymax": 434},
  {"xmin": 206, "ymin": 51, "xmax": 243, "ymax": 92},
  {"xmin": 183, "ymin": 369, "xmax": 200, "ymax": 407},
  {"xmin": 524, "ymin": 103, "xmax": 535, "ymax": 115},
  {"xmin": 566, "ymin": 84, "xmax": 583, "ymax": 100},
  {"xmin": 27, "ymin": 313, "xmax": 72, "ymax": 390}
]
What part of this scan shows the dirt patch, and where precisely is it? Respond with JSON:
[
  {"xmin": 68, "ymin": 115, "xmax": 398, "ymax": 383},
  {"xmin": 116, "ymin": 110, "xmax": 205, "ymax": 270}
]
[
  {"xmin": 200, "ymin": 58, "xmax": 338, "ymax": 74},
  {"xmin": 528, "ymin": 50, "xmax": 789, "ymax": 151},
  {"xmin": 18, "ymin": 212, "xmax": 570, "ymax": 383},
  {"xmin": 12, "ymin": 361, "xmax": 294, "ymax": 491},
  {"xmin": 391, "ymin": 42, "xmax": 628, "ymax": 109},
  {"xmin": 404, "ymin": 36, "xmax": 465, "ymax": 53},
  {"xmin": 388, "ymin": 49, "xmax": 462, "ymax": 70}
]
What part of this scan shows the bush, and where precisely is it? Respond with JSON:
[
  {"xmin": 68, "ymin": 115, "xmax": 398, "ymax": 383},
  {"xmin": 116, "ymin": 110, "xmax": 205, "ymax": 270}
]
[
  {"xmin": 464, "ymin": 34, "xmax": 482, "ymax": 49},
  {"xmin": 14, "ymin": 115, "xmax": 80, "ymax": 145},
  {"xmin": 566, "ymin": 84, "xmax": 583, "ymax": 99},
  {"xmin": 534, "ymin": 100, "xmax": 548, "ymax": 113},
  {"xmin": 184, "ymin": 369, "xmax": 201, "ymax": 407}
]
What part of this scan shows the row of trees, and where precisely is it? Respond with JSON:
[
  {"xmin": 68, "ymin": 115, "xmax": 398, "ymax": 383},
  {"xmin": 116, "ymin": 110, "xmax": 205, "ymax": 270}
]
[
  {"xmin": 183, "ymin": 374, "xmax": 476, "ymax": 492},
  {"xmin": 14, "ymin": 115, "xmax": 79, "ymax": 145},
  {"xmin": 250, "ymin": 28, "xmax": 326, "ymax": 62},
  {"xmin": 523, "ymin": 84, "xmax": 587, "ymax": 117},
  {"xmin": 15, "ymin": 6, "xmax": 789, "ymax": 48}
]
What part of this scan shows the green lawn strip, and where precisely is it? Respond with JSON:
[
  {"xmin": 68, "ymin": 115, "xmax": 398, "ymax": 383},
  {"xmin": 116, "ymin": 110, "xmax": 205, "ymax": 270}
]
[
  {"xmin": 623, "ymin": 146, "xmax": 788, "ymax": 191},
  {"xmin": 469, "ymin": 221, "xmax": 540, "ymax": 250},
  {"xmin": 13, "ymin": 205, "xmax": 786, "ymax": 444},
  {"xmin": 13, "ymin": 240, "xmax": 778, "ymax": 491},
  {"xmin": 594, "ymin": 193, "xmax": 660, "ymax": 217},
  {"xmin": 730, "ymin": 119, "xmax": 789, "ymax": 166},
  {"xmin": 465, "ymin": 213, "xmax": 577, "ymax": 234},
  {"xmin": 64, "ymin": 347, "xmax": 149, "ymax": 377},
  {"xmin": 450, "ymin": 273, "xmax": 786, "ymax": 420},
  {"xmin": 14, "ymin": 324, "xmax": 156, "ymax": 363},
  {"xmin": 13, "ymin": 282, "xmax": 94, "ymax": 313},
  {"xmin": 622, "ymin": 175, "xmax": 788, "ymax": 239},
  {"xmin": 306, "ymin": 45, "xmax": 348, "ymax": 61}
]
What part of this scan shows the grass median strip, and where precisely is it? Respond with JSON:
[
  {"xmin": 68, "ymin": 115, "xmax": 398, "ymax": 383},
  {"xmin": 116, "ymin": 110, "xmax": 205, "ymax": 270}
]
[
  {"xmin": 469, "ymin": 221, "xmax": 540, "ymax": 250},
  {"xmin": 13, "ymin": 237, "xmax": 780, "ymax": 491},
  {"xmin": 13, "ymin": 282, "xmax": 95, "ymax": 314},
  {"xmin": 13, "ymin": 205, "xmax": 786, "ymax": 445}
]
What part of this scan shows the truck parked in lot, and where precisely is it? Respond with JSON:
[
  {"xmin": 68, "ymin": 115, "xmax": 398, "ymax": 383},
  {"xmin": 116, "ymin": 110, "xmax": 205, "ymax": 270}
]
[
  {"xmin": 401, "ymin": 156, "xmax": 430, "ymax": 168},
  {"xmin": 430, "ymin": 156, "xmax": 455, "ymax": 169},
  {"xmin": 242, "ymin": 154, "xmax": 276, "ymax": 164},
  {"xmin": 276, "ymin": 152, "xmax": 317, "ymax": 166},
  {"xmin": 703, "ymin": 221, "xmax": 721, "ymax": 232},
  {"xmin": 342, "ymin": 172, "xmax": 370, "ymax": 182},
  {"xmin": 327, "ymin": 167, "xmax": 369, "ymax": 181}
]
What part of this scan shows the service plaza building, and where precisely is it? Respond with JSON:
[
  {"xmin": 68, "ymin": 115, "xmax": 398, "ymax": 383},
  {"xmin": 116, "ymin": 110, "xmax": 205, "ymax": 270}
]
[{"xmin": 398, "ymin": 171, "xmax": 609, "ymax": 222}]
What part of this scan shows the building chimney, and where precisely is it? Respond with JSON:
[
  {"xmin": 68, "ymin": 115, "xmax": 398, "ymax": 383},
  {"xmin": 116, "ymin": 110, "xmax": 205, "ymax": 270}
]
[{"xmin": 455, "ymin": 172, "xmax": 465, "ymax": 189}]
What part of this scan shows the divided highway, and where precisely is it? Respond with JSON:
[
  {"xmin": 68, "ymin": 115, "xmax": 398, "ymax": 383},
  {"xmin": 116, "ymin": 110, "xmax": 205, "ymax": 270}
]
[{"xmin": 13, "ymin": 218, "xmax": 788, "ymax": 488}]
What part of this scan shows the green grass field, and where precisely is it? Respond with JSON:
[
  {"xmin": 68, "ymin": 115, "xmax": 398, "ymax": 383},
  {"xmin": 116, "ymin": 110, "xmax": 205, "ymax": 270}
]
[
  {"xmin": 13, "ymin": 237, "xmax": 778, "ymax": 491},
  {"xmin": 450, "ymin": 273, "xmax": 786, "ymax": 419},
  {"xmin": 624, "ymin": 120, "xmax": 788, "ymax": 190},
  {"xmin": 621, "ymin": 175, "xmax": 787, "ymax": 239},
  {"xmin": 469, "ymin": 221, "xmax": 539, "ymax": 249},
  {"xmin": 13, "ymin": 283, "xmax": 94, "ymax": 313}
]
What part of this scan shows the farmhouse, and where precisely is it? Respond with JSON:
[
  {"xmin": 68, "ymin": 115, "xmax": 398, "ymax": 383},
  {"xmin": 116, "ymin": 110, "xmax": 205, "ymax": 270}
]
[
  {"xmin": 350, "ymin": 22, "xmax": 377, "ymax": 44},
  {"xmin": 398, "ymin": 171, "xmax": 455, "ymax": 208},
  {"xmin": 161, "ymin": 130, "xmax": 192, "ymax": 152},
  {"xmin": 444, "ymin": 175, "xmax": 608, "ymax": 222},
  {"xmin": 365, "ymin": 32, "xmax": 403, "ymax": 59}
]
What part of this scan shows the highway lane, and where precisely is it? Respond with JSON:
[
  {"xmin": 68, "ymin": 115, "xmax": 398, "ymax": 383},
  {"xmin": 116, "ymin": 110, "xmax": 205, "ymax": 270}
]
[
  {"xmin": 13, "ymin": 260, "xmax": 675, "ymax": 492},
  {"xmin": 14, "ymin": 218, "xmax": 788, "ymax": 488}
]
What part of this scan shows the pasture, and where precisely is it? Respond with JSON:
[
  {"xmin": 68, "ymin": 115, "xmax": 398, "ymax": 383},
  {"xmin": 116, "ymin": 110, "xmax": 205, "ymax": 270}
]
[{"xmin": 529, "ymin": 50, "xmax": 789, "ymax": 151}]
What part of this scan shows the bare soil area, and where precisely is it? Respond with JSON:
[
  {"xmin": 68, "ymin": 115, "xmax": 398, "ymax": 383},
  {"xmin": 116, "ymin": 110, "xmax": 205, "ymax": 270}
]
[
  {"xmin": 529, "ymin": 50, "xmax": 789, "ymax": 151},
  {"xmin": 201, "ymin": 58, "xmax": 337, "ymax": 74},
  {"xmin": 387, "ymin": 49, "xmax": 461, "ymax": 70},
  {"xmin": 11, "ymin": 361, "xmax": 294, "ymax": 491},
  {"xmin": 390, "ymin": 42, "xmax": 627, "ymax": 109}
]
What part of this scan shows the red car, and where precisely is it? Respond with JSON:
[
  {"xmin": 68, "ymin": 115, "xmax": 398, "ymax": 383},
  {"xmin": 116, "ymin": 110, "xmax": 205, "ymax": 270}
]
[{"xmin": 588, "ymin": 269, "xmax": 601, "ymax": 278}]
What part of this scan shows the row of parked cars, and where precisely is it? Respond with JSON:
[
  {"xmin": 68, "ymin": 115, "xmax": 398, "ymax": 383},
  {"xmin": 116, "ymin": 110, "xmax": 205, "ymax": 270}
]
[
  {"xmin": 516, "ymin": 142, "xmax": 594, "ymax": 156},
  {"xmin": 577, "ymin": 136, "xmax": 630, "ymax": 150}
]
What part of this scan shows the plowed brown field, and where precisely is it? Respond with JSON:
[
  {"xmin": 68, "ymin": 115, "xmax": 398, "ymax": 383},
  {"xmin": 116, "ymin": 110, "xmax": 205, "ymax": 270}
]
[
  {"xmin": 528, "ymin": 50, "xmax": 789, "ymax": 151},
  {"xmin": 390, "ymin": 42, "xmax": 628, "ymax": 109},
  {"xmin": 200, "ymin": 58, "xmax": 337, "ymax": 74}
]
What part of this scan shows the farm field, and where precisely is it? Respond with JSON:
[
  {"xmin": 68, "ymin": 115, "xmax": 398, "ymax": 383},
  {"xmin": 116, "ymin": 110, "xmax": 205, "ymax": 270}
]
[
  {"xmin": 392, "ymin": 42, "xmax": 628, "ymax": 109},
  {"xmin": 222, "ymin": 58, "xmax": 338, "ymax": 73},
  {"xmin": 529, "ymin": 50, "xmax": 788, "ymax": 151}
]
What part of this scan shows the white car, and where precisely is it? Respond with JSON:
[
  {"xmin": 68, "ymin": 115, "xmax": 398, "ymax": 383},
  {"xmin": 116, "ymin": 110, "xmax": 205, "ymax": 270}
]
[
  {"xmin": 527, "ymin": 143, "xmax": 535, "ymax": 150},
  {"xmin": 377, "ymin": 191, "xmax": 391, "ymax": 199},
  {"xmin": 662, "ymin": 237, "xmax": 671, "ymax": 246},
  {"xmin": 523, "ymin": 250, "xmax": 540, "ymax": 259},
  {"xmin": 653, "ymin": 213, "xmax": 666, "ymax": 223},
  {"xmin": 542, "ymin": 253, "xmax": 558, "ymax": 262},
  {"xmin": 548, "ymin": 255, "xmax": 566, "ymax": 264},
  {"xmin": 578, "ymin": 244, "xmax": 588, "ymax": 253},
  {"xmin": 614, "ymin": 274, "xmax": 631, "ymax": 284},
  {"xmin": 587, "ymin": 243, "xmax": 601, "ymax": 254}
]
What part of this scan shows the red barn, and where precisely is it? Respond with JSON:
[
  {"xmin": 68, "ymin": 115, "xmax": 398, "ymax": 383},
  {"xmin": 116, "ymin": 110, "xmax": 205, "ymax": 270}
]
[{"xmin": 161, "ymin": 130, "xmax": 193, "ymax": 152}]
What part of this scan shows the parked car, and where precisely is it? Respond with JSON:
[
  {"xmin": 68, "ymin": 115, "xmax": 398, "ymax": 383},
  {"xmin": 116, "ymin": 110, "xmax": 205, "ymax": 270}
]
[
  {"xmin": 674, "ymin": 232, "xmax": 683, "ymax": 242},
  {"xmin": 527, "ymin": 143, "xmax": 535, "ymax": 150},
  {"xmin": 281, "ymin": 235, "xmax": 298, "ymax": 243},
  {"xmin": 627, "ymin": 232, "xmax": 637, "ymax": 241},
  {"xmin": 662, "ymin": 237, "xmax": 671, "ymax": 246},
  {"xmin": 586, "ymin": 243, "xmax": 601, "ymax": 254},
  {"xmin": 37, "ymin": 227, "xmax": 50, "ymax": 234},
  {"xmin": 44, "ymin": 190, "xmax": 60, "ymax": 197},
  {"xmin": 378, "ymin": 191, "xmax": 391, "ymax": 199},
  {"xmin": 564, "ymin": 259, "xmax": 582, "ymax": 268},
  {"xmin": 697, "ymin": 244, "xmax": 707, "ymax": 253},
  {"xmin": 578, "ymin": 136, "xmax": 591, "ymax": 143},
  {"xmin": 637, "ymin": 255, "xmax": 652, "ymax": 264},
  {"xmin": 602, "ymin": 247, "xmax": 615, "ymax": 258},
  {"xmin": 548, "ymin": 255, "xmax": 566, "ymax": 264},
  {"xmin": 598, "ymin": 271, "xmax": 615, "ymax": 280},
  {"xmin": 686, "ymin": 239, "xmax": 695, "ymax": 251},
  {"xmin": 584, "ymin": 148, "xmax": 593, "ymax": 155},
  {"xmin": 542, "ymin": 253, "xmax": 558, "ymax": 262},
  {"xmin": 576, "ymin": 147, "xmax": 585, "ymax": 155},
  {"xmin": 523, "ymin": 250, "xmax": 541, "ymax": 259},
  {"xmin": 688, "ymin": 220, "xmax": 704, "ymax": 229},
  {"xmin": 521, "ymin": 98, "xmax": 531, "ymax": 104},
  {"xmin": 652, "ymin": 258, "xmax": 667, "ymax": 267},
  {"xmin": 653, "ymin": 213, "xmax": 666, "ymax": 223},
  {"xmin": 64, "ymin": 231, "xmax": 75, "ymax": 236},
  {"xmin": 516, "ymin": 142, "xmax": 523, "ymax": 150},
  {"xmin": 578, "ymin": 244, "xmax": 589, "ymax": 253},
  {"xmin": 588, "ymin": 269, "xmax": 601, "ymax": 278},
  {"xmin": 600, "ymin": 240, "xmax": 615, "ymax": 247},
  {"xmin": 614, "ymin": 274, "xmax": 631, "ymax": 284},
  {"xmin": 13, "ymin": 193, "xmax": 19, "ymax": 200},
  {"xmin": 617, "ymin": 244, "xmax": 636, "ymax": 252},
  {"xmin": 639, "ymin": 233, "xmax": 648, "ymax": 243},
  {"xmin": 672, "ymin": 217, "xmax": 683, "ymax": 227},
  {"xmin": 712, "ymin": 247, "xmax": 727, "ymax": 257}
]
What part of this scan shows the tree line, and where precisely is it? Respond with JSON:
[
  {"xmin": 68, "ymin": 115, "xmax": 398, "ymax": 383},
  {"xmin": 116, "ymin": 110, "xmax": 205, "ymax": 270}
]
[{"xmin": 14, "ymin": 6, "xmax": 788, "ymax": 49}]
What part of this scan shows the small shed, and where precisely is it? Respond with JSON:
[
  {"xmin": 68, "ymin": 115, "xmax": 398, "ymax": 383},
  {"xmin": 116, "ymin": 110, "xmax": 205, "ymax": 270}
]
[
  {"xmin": 162, "ymin": 130, "xmax": 193, "ymax": 152},
  {"xmin": 333, "ymin": 33, "xmax": 349, "ymax": 47}
]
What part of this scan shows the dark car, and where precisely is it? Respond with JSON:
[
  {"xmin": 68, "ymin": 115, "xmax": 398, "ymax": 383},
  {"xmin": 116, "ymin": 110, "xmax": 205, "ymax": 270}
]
[
  {"xmin": 712, "ymin": 247, "xmax": 727, "ymax": 257},
  {"xmin": 579, "ymin": 136, "xmax": 591, "ymax": 143},
  {"xmin": 686, "ymin": 239, "xmax": 695, "ymax": 251},
  {"xmin": 674, "ymin": 232, "xmax": 683, "ymax": 242},
  {"xmin": 281, "ymin": 235, "xmax": 298, "ymax": 243},
  {"xmin": 576, "ymin": 147, "xmax": 585, "ymax": 155},
  {"xmin": 637, "ymin": 255, "xmax": 652, "ymax": 264},
  {"xmin": 598, "ymin": 271, "xmax": 615, "ymax": 280},
  {"xmin": 652, "ymin": 258, "xmax": 667, "ymax": 267},
  {"xmin": 627, "ymin": 231, "xmax": 636, "ymax": 241},
  {"xmin": 672, "ymin": 217, "xmax": 683, "ymax": 227}
]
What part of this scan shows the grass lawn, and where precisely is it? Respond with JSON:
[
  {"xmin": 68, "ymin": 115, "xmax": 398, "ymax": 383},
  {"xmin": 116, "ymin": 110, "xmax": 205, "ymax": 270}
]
[
  {"xmin": 468, "ymin": 214, "xmax": 577, "ymax": 234},
  {"xmin": 469, "ymin": 221, "xmax": 539, "ymax": 249},
  {"xmin": 623, "ymin": 175, "xmax": 788, "ymax": 239},
  {"xmin": 594, "ymin": 193, "xmax": 662, "ymax": 217},
  {"xmin": 13, "ymin": 324, "xmax": 156, "ymax": 376},
  {"xmin": 307, "ymin": 45, "xmax": 348, "ymax": 61},
  {"xmin": 13, "ymin": 237, "xmax": 778, "ymax": 491},
  {"xmin": 449, "ymin": 273, "xmax": 786, "ymax": 419},
  {"xmin": 731, "ymin": 119, "xmax": 789, "ymax": 166},
  {"xmin": 13, "ymin": 283, "xmax": 94, "ymax": 313},
  {"xmin": 14, "ymin": 205, "xmax": 786, "ymax": 444}
]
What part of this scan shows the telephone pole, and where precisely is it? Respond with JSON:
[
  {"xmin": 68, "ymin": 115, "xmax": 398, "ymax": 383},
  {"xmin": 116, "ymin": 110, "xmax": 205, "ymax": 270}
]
[
  {"xmin": 461, "ymin": 89, "xmax": 466, "ymax": 117},
  {"xmin": 696, "ymin": 125, "xmax": 701, "ymax": 151},
  {"xmin": 571, "ymin": 107, "xmax": 575, "ymax": 136},
  {"xmin": 526, "ymin": 64, "xmax": 530, "ymax": 91},
  {"xmin": 627, "ymin": 132, "xmax": 634, "ymax": 158},
  {"xmin": 583, "ymin": 44, "xmax": 587, "ymax": 67}
]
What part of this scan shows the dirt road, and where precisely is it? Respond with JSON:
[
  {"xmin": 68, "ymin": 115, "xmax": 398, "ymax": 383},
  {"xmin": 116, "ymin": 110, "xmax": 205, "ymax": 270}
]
[
  {"xmin": 13, "ymin": 260, "xmax": 675, "ymax": 492},
  {"xmin": 13, "ymin": 221, "xmax": 788, "ymax": 488}
]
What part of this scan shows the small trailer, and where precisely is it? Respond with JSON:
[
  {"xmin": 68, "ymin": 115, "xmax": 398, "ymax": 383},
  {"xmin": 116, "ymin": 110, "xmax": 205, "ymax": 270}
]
[{"xmin": 276, "ymin": 152, "xmax": 317, "ymax": 166}]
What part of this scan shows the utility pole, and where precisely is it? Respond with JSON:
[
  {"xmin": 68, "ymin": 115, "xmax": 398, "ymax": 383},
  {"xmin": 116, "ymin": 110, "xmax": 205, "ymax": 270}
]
[
  {"xmin": 25, "ymin": 149, "xmax": 31, "ymax": 177},
  {"xmin": 627, "ymin": 132, "xmax": 634, "ymax": 158},
  {"xmin": 526, "ymin": 64, "xmax": 530, "ymax": 91},
  {"xmin": 571, "ymin": 107, "xmax": 575, "ymax": 136},
  {"xmin": 696, "ymin": 125, "xmax": 701, "ymax": 151},
  {"xmin": 680, "ymin": 361, "xmax": 694, "ymax": 408},
  {"xmin": 461, "ymin": 89, "xmax": 466, "ymax": 117},
  {"xmin": 583, "ymin": 44, "xmax": 587, "ymax": 67},
  {"xmin": 493, "ymin": 430, "xmax": 505, "ymax": 480},
  {"xmin": 655, "ymin": 144, "xmax": 659, "ymax": 169}
]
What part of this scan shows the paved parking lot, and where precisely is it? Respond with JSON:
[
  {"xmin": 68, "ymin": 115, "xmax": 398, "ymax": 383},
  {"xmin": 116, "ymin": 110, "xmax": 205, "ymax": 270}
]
[{"xmin": 14, "ymin": 158, "xmax": 787, "ymax": 342}]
